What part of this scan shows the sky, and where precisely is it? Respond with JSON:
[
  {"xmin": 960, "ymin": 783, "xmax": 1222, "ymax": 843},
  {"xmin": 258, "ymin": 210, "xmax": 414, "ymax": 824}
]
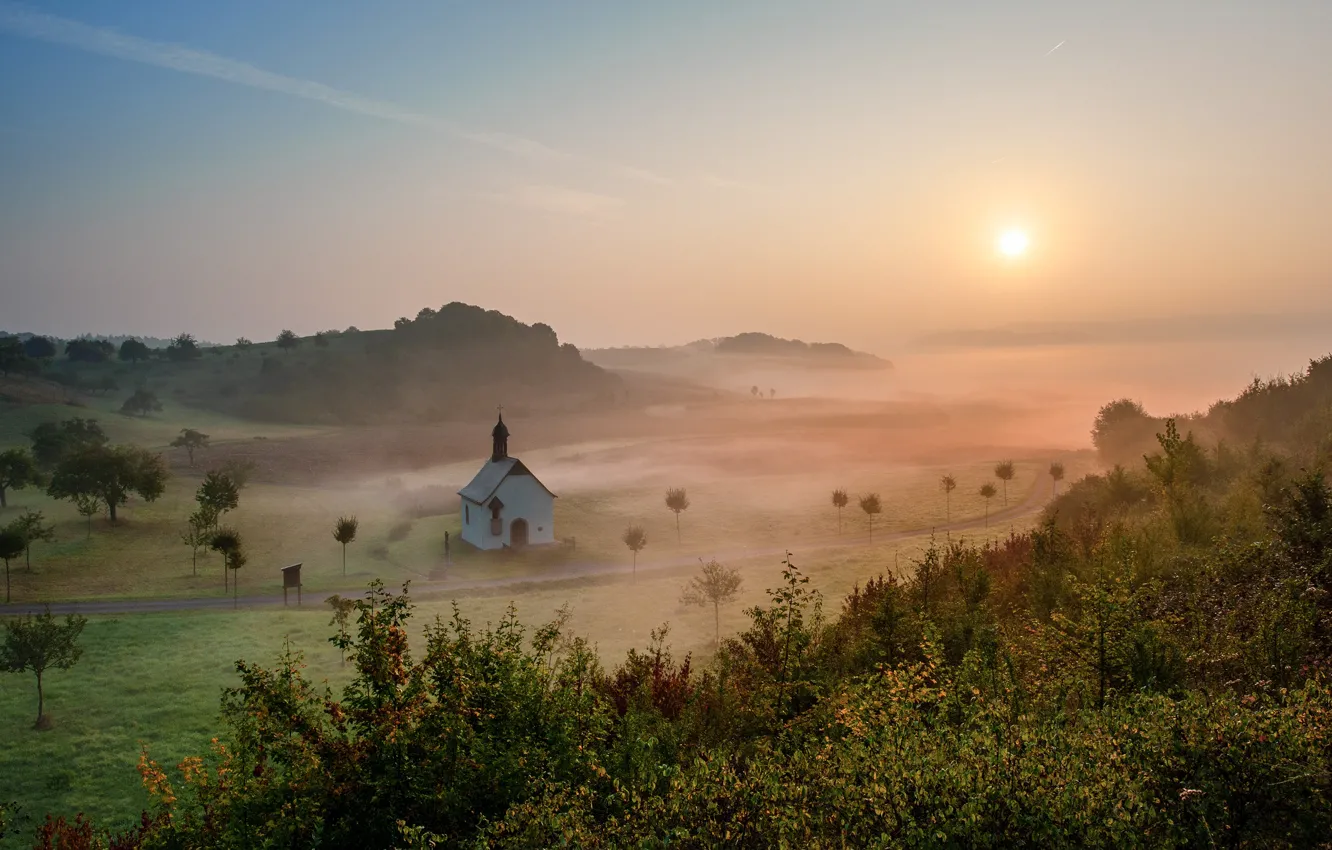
[{"xmin": 2, "ymin": 0, "xmax": 1331, "ymax": 361}]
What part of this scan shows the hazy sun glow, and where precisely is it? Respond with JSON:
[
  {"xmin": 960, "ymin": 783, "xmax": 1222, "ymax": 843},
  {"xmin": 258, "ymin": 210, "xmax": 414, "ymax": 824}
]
[{"xmin": 998, "ymin": 229, "xmax": 1030, "ymax": 257}]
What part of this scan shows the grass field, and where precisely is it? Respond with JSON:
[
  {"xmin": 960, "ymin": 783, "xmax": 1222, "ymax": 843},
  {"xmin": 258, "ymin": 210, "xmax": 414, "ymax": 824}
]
[{"xmin": 0, "ymin": 518, "xmax": 1044, "ymax": 841}]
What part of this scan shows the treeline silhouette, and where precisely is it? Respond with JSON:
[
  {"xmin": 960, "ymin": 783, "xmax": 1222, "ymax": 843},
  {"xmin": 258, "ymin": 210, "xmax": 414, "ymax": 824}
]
[{"xmin": 3, "ymin": 304, "xmax": 621, "ymax": 424}]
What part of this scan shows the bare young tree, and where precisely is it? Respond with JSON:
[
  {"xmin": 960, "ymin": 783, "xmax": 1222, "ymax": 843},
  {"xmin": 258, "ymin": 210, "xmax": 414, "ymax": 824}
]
[
  {"xmin": 72, "ymin": 493, "xmax": 101, "ymax": 539},
  {"xmin": 622, "ymin": 524, "xmax": 648, "ymax": 579},
  {"xmin": 209, "ymin": 526, "xmax": 242, "ymax": 592},
  {"xmin": 979, "ymin": 483, "xmax": 997, "ymax": 527},
  {"xmin": 681, "ymin": 559, "xmax": 743, "ymax": 646},
  {"xmin": 8, "ymin": 510, "xmax": 54, "ymax": 572},
  {"xmin": 333, "ymin": 516, "xmax": 359, "ymax": 577},
  {"xmin": 180, "ymin": 509, "xmax": 215, "ymax": 577},
  {"xmin": 831, "ymin": 488, "xmax": 849, "ymax": 535},
  {"xmin": 940, "ymin": 474, "xmax": 957, "ymax": 527},
  {"xmin": 994, "ymin": 460, "xmax": 1016, "ymax": 507},
  {"xmin": 1049, "ymin": 461, "xmax": 1066, "ymax": 496},
  {"xmin": 665, "ymin": 488, "xmax": 690, "ymax": 543},
  {"xmin": 859, "ymin": 493, "xmax": 883, "ymax": 542},
  {"xmin": 2, "ymin": 607, "xmax": 87, "ymax": 729},
  {"xmin": 0, "ymin": 529, "xmax": 22, "ymax": 604},
  {"xmin": 325, "ymin": 594, "xmax": 357, "ymax": 664}
]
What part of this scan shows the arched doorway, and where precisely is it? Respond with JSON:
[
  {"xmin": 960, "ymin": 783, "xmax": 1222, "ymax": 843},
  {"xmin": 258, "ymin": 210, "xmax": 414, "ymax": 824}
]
[{"xmin": 510, "ymin": 518, "xmax": 529, "ymax": 548}]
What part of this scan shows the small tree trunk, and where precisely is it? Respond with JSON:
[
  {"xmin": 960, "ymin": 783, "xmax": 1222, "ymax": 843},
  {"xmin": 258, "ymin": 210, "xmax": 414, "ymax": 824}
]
[
  {"xmin": 4, "ymin": 559, "xmax": 9, "ymax": 604},
  {"xmin": 107, "ymin": 499, "xmax": 118, "ymax": 522},
  {"xmin": 837, "ymin": 508, "xmax": 842, "ymax": 535},
  {"xmin": 0, "ymin": 486, "xmax": 7, "ymax": 508},
  {"xmin": 714, "ymin": 602, "xmax": 720, "ymax": 648},
  {"xmin": 36, "ymin": 669, "xmax": 44, "ymax": 725},
  {"xmin": 86, "ymin": 514, "xmax": 92, "ymax": 538},
  {"xmin": 675, "ymin": 512, "xmax": 681, "ymax": 544},
  {"xmin": 632, "ymin": 551, "xmax": 637, "ymax": 581},
  {"xmin": 25, "ymin": 543, "xmax": 31, "ymax": 572},
  {"xmin": 342, "ymin": 544, "xmax": 347, "ymax": 578}
]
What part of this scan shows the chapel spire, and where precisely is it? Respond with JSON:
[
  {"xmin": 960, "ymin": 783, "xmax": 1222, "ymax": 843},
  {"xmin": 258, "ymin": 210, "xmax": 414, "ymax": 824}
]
[{"xmin": 491, "ymin": 408, "xmax": 509, "ymax": 461}]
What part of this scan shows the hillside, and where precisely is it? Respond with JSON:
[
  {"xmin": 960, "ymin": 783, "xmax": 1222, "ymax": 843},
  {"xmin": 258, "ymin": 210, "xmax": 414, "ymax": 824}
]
[
  {"xmin": 2, "ymin": 304, "xmax": 624, "ymax": 425},
  {"xmin": 584, "ymin": 332, "xmax": 892, "ymax": 399}
]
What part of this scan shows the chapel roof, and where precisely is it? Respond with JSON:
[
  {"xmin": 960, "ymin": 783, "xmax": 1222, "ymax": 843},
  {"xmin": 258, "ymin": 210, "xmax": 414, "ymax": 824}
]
[{"xmin": 458, "ymin": 457, "xmax": 556, "ymax": 504}]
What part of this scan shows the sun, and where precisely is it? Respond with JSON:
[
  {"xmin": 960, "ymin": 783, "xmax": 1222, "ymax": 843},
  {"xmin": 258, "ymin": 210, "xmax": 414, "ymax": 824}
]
[{"xmin": 998, "ymin": 229, "xmax": 1030, "ymax": 257}]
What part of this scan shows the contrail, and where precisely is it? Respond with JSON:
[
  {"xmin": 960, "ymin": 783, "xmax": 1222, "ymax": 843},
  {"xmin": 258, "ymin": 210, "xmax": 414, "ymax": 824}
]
[
  {"xmin": 1044, "ymin": 40, "xmax": 1066, "ymax": 56},
  {"xmin": 0, "ymin": 2, "xmax": 671, "ymax": 185}
]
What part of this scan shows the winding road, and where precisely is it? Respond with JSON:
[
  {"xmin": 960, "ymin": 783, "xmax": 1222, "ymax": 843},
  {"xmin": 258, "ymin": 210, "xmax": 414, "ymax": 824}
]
[{"xmin": 0, "ymin": 482, "xmax": 1049, "ymax": 617}]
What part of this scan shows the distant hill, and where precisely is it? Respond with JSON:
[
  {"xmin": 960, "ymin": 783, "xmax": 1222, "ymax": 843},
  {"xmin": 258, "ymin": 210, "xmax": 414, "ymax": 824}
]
[
  {"xmin": 5, "ymin": 304, "xmax": 624, "ymax": 425},
  {"xmin": 587, "ymin": 333, "xmax": 891, "ymax": 371}
]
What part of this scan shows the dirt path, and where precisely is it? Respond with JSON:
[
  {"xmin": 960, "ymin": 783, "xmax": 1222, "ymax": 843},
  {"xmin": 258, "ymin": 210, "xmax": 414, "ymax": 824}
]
[{"xmin": 0, "ymin": 482, "xmax": 1049, "ymax": 617}]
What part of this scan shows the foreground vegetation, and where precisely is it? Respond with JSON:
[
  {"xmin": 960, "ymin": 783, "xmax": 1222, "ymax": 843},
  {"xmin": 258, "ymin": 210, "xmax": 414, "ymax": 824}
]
[{"xmin": 9, "ymin": 444, "xmax": 1332, "ymax": 845}]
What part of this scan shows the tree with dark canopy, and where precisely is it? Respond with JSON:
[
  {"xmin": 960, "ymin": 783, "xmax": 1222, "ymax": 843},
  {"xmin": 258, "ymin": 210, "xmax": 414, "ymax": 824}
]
[
  {"xmin": 164, "ymin": 333, "xmax": 202, "ymax": 362},
  {"xmin": 170, "ymin": 429, "xmax": 211, "ymax": 467},
  {"xmin": 28, "ymin": 418, "xmax": 107, "ymax": 471},
  {"xmin": 196, "ymin": 470, "xmax": 240, "ymax": 520},
  {"xmin": 1, "ymin": 607, "xmax": 86, "ymax": 728},
  {"xmin": 979, "ymin": 483, "xmax": 997, "ymax": 527},
  {"xmin": 0, "ymin": 448, "xmax": 40, "ymax": 508},
  {"xmin": 118, "ymin": 338, "xmax": 150, "ymax": 363},
  {"xmin": 64, "ymin": 337, "xmax": 114, "ymax": 363},
  {"xmin": 940, "ymin": 474, "xmax": 957, "ymax": 526},
  {"xmin": 47, "ymin": 444, "xmax": 168, "ymax": 523},
  {"xmin": 209, "ymin": 527, "xmax": 244, "ymax": 595},
  {"xmin": 120, "ymin": 388, "xmax": 163, "ymax": 417},
  {"xmin": 22, "ymin": 336, "xmax": 56, "ymax": 360},
  {"xmin": 1049, "ymin": 461, "xmax": 1066, "ymax": 496},
  {"xmin": 276, "ymin": 329, "xmax": 301, "ymax": 353}
]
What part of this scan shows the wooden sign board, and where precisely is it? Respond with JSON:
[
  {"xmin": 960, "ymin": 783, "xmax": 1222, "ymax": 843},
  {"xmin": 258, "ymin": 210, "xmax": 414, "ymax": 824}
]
[{"xmin": 281, "ymin": 563, "xmax": 302, "ymax": 606}]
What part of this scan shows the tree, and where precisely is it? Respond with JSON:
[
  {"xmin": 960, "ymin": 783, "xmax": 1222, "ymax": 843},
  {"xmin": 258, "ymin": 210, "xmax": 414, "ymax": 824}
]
[
  {"xmin": 333, "ymin": 516, "xmax": 359, "ymax": 577},
  {"xmin": 0, "ymin": 529, "xmax": 22, "ymax": 604},
  {"xmin": 28, "ymin": 418, "xmax": 107, "ymax": 471},
  {"xmin": 0, "ymin": 338, "xmax": 36, "ymax": 377},
  {"xmin": 170, "ymin": 429, "xmax": 211, "ymax": 467},
  {"xmin": 680, "ymin": 559, "xmax": 743, "ymax": 646},
  {"xmin": 994, "ymin": 460, "xmax": 1016, "ymax": 507},
  {"xmin": 325, "ymin": 594, "xmax": 357, "ymax": 664},
  {"xmin": 235, "ymin": 337, "xmax": 253, "ymax": 350},
  {"xmin": 1049, "ymin": 461, "xmax": 1066, "ymax": 496},
  {"xmin": 665, "ymin": 488, "xmax": 690, "ymax": 543},
  {"xmin": 831, "ymin": 488, "xmax": 849, "ymax": 534},
  {"xmin": 47, "ymin": 444, "xmax": 168, "ymax": 523},
  {"xmin": 8, "ymin": 510, "xmax": 54, "ymax": 572},
  {"xmin": 979, "ymin": 483, "xmax": 997, "ymax": 527},
  {"xmin": 276, "ymin": 329, "xmax": 301, "ymax": 353},
  {"xmin": 940, "ymin": 474, "xmax": 957, "ymax": 527},
  {"xmin": 118, "ymin": 338, "xmax": 150, "ymax": 363},
  {"xmin": 22, "ymin": 336, "xmax": 57, "ymax": 360},
  {"xmin": 121, "ymin": 388, "xmax": 163, "ymax": 417},
  {"xmin": 750, "ymin": 385, "xmax": 759, "ymax": 398},
  {"xmin": 181, "ymin": 509, "xmax": 216, "ymax": 577},
  {"xmin": 72, "ymin": 493, "xmax": 101, "ymax": 538},
  {"xmin": 0, "ymin": 448, "xmax": 40, "ymax": 508},
  {"xmin": 196, "ymin": 470, "xmax": 240, "ymax": 519},
  {"xmin": 209, "ymin": 527, "xmax": 244, "ymax": 596},
  {"xmin": 859, "ymin": 493, "xmax": 882, "ymax": 542},
  {"xmin": 314, "ymin": 332, "xmax": 330, "ymax": 348},
  {"xmin": 622, "ymin": 524, "xmax": 647, "ymax": 579},
  {"xmin": 64, "ymin": 338, "xmax": 114, "ymax": 363},
  {"xmin": 2, "ymin": 607, "xmax": 86, "ymax": 728},
  {"xmin": 165, "ymin": 333, "xmax": 202, "ymax": 362}
]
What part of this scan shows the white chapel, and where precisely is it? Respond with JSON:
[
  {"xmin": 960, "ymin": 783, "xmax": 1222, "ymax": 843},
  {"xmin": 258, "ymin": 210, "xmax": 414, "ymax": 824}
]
[{"xmin": 457, "ymin": 413, "xmax": 556, "ymax": 550}]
